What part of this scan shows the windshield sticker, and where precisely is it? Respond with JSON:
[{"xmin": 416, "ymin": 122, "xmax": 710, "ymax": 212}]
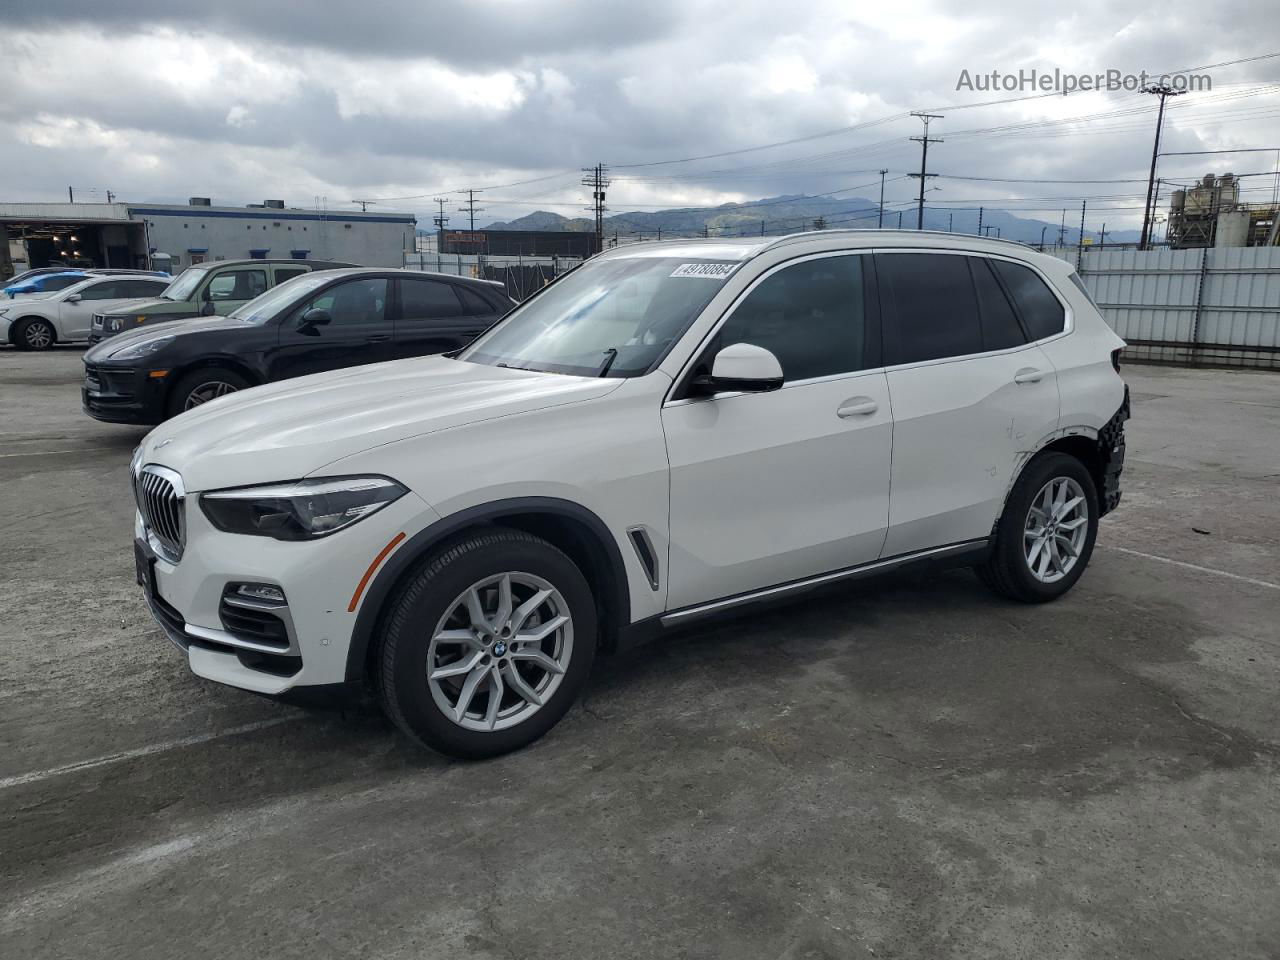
[{"xmin": 670, "ymin": 262, "xmax": 737, "ymax": 280}]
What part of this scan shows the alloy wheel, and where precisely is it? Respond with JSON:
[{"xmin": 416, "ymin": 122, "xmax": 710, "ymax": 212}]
[
  {"xmin": 183, "ymin": 381, "xmax": 239, "ymax": 409},
  {"xmin": 426, "ymin": 571, "xmax": 574, "ymax": 732},
  {"xmin": 1023, "ymin": 476, "xmax": 1088, "ymax": 583},
  {"xmin": 25, "ymin": 321, "xmax": 53, "ymax": 349}
]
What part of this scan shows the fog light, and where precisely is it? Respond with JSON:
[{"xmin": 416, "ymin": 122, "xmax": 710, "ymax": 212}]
[{"xmin": 234, "ymin": 583, "xmax": 286, "ymax": 604}]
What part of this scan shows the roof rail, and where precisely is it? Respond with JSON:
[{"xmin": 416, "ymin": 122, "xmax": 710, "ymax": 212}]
[{"xmin": 760, "ymin": 227, "xmax": 1035, "ymax": 253}]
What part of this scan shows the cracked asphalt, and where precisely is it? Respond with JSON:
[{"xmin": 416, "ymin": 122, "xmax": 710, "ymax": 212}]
[{"xmin": 2, "ymin": 348, "xmax": 1278, "ymax": 959}]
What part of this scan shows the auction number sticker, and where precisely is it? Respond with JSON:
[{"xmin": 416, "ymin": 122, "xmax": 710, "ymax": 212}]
[{"xmin": 670, "ymin": 262, "xmax": 737, "ymax": 279}]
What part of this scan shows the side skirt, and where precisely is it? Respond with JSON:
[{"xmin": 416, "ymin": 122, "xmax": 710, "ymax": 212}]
[{"xmin": 616, "ymin": 538, "xmax": 990, "ymax": 650}]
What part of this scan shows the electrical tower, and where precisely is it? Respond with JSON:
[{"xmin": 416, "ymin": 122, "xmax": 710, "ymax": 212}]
[
  {"xmin": 909, "ymin": 112, "xmax": 943, "ymax": 230},
  {"xmin": 1139, "ymin": 84, "xmax": 1187, "ymax": 250},
  {"xmin": 458, "ymin": 189, "xmax": 484, "ymax": 232},
  {"xmin": 582, "ymin": 164, "xmax": 610, "ymax": 253}
]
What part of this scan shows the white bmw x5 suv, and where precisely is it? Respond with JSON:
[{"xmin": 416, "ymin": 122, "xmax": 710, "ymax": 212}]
[{"xmin": 130, "ymin": 230, "xmax": 1128, "ymax": 757}]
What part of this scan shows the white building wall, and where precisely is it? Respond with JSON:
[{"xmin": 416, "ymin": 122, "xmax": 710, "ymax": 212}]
[{"xmin": 127, "ymin": 204, "xmax": 415, "ymax": 269}]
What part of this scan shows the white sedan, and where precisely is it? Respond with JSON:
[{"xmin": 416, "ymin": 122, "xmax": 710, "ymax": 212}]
[{"xmin": 1, "ymin": 274, "xmax": 171, "ymax": 350}]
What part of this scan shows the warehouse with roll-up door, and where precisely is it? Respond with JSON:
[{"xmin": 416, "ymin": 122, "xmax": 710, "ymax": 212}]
[{"xmin": 1, "ymin": 198, "xmax": 417, "ymax": 280}]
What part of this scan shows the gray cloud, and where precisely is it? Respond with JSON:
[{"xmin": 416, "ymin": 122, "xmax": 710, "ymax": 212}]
[{"xmin": 2, "ymin": 0, "xmax": 1278, "ymax": 230}]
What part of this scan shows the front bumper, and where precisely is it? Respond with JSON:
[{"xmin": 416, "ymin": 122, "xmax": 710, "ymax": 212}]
[
  {"xmin": 83, "ymin": 362, "xmax": 166, "ymax": 424},
  {"xmin": 134, "ymin": 489, "xmax": 431, "ymax": 695}
]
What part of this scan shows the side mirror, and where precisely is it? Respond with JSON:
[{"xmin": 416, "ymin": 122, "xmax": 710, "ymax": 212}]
[
  {"xmin": 200, "ymin": 301, "xmax": 217, "ymax": 316},
  {"xmin": 65, "ymin": 293, "xmax": 82, "ymax": 304},
  {"xmin": 690, "ymin": 343, "xmax": 784, "ymax": 396},
  {"xmin": 299, "ymin": 307, "xmax": 332, "ymax": 329}
]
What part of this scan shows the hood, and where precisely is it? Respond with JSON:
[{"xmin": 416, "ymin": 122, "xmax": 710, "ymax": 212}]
[
  {"xmin": 138, "ymin": 356, "xmax": 622, "ymax": 492},
  {"xmin": 85, "ymin": 316, "xmax": 253, "ymax": 362},
  {"xmin": 97, "ymin": 296, "xmax": 182, "ymax": 317}
]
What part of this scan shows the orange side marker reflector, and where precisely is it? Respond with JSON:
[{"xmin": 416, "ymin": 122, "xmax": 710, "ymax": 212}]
[
  {"xmin": 349, "ymin": 532, "xmax": 406, "ymax": 613},
  {"xmin": 148, "ymin": 370, "xmax": 169, "ymax": 378}
]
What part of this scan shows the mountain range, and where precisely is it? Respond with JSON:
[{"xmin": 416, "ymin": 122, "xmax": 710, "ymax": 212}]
[{"xmin": 477, "ymin": 194, "xmax": 1141, "ymax": 246}]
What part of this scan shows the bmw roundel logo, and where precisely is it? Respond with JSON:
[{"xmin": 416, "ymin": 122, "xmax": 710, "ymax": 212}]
[{"xmin": 493, "ymin": 640, "xmax": 508, "ymax": 657}]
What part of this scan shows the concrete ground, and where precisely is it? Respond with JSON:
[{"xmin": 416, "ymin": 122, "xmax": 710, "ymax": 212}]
[{"xmin": 1, "ymin": 347, "xmax": 1277, "ymax": 960}]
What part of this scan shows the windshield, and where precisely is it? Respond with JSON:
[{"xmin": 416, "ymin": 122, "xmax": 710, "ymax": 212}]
[
  {"xmin": 161, "ymin": 267, "xmax": 207, "ymax": 302},
  {"xmin": 460, "ymin": 256, "xmax": 740, "ymax": 377},
  {"xmin": 228, "ymin": 271, "xmax": 331, "ymax": 323}
]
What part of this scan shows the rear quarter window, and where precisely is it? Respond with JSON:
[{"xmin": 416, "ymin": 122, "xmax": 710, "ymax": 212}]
[{"xmin": 991, "ymin": 260, "xmax": 1066, "ymax": 341}]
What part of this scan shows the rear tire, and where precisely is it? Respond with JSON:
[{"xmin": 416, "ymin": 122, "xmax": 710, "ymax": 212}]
[
  {"xmin": 377, "ymin": 529, "xmax": 597, "ymax": 759},
  {"xmin": 978, "ymin": 452, "xmax": 1099, "ymax": 603},
  {"xmin": 166, "ymin": 366, "xmax": 250, "ymax": 418},
  {"xmin": 13, "ymin": 317, "xmax": 55, "ymax": 351}
]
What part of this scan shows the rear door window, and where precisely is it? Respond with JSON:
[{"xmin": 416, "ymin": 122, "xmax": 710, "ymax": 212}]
[
  {"xmin": 991, "ymin": 260, "xmax": 1066, "ymax": 341},
  {"xmin": 877, "ymin": 253, "xmax": 984, "ymax": 365},
  {"xmin": 457, "ymin": 285, "xmax": 497, "ymax": 315},
  {"xmin": 273, "ymin": 266, "xmax": 309, "ymax": 285},
  {"xmin": 208, "ymin": 268, "xmax": 268, "ymax": 302},
  {"xmin": 401, "ymin": 278, "xmax": 466, "ymax": 319},
  {"xmin": 970, "ymin": 257, "xmax": 1027, "ymax": 351}
]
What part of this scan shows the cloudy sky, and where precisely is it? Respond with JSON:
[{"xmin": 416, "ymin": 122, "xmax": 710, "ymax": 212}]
[{"xmin": 3, "ymin": 0, "xmax": 1279, "ymax": 232}]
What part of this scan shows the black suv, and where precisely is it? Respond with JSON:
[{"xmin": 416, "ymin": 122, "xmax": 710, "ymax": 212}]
[{"xmin": 82, "ymin": 269, "xmax": 515, "ymax": 424}]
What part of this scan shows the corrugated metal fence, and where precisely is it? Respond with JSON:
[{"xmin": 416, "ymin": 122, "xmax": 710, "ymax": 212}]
[
  {"xmin": 404, "ymin": 252, "xmax": 578, "ymax": 302},
  {"xmin": 1052, "ymin": 247, "xmax": 1280, "ymax": 369}
]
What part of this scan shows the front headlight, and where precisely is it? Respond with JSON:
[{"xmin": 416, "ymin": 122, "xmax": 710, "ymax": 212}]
[
  {"xmin": 200, "ymin": 476, "xmax": 407, "ymax": 541},
  {"xmin": 110, "ymin": 335, "xmax": 174, "ymax": 360}
]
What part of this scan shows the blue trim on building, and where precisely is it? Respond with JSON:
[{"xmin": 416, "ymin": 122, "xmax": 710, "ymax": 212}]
[
  {"xmin": 186, "ymin": 246, "xmax": 209, "ymax": 253},
  {"xmin": 127, "ymin": 206, "xmax": 415, "ymax": 225}
]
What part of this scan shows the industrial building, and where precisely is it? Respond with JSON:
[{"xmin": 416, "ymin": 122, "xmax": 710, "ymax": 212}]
[
  {"xmin": 0, "ymin": 199, "xmax": 416, "ymax": 279},
  {"xmin": 438, "ymin": 228, "xmax": 598, "ymax": 258},
  {"xmin": 1167, "ymin": 174, "xmax": 1280, "ymax": 249}
]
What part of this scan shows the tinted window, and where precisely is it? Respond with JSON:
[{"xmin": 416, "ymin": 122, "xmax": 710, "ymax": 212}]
[
  {"xmin": 113, "ymin": 279, "xmax": 167, "ymax": 298},
  {"xmin": 878, "ymin": 253, "xmax": 983, "ymax": 364},
  {"xmin": 42, "ymin": 275, "xmax": 84, "ymax": 292},
  {"xmin": 208, "ymin": 268, "xmax": 268, "ymax": 302},
  {"xmin": 992, "ymin": 260, "xmax": 1066, "ymax": 341},
  {"xmin": 274, "ymin": 267, "xmax": 308, "ymax": 284},
  {"xmin": 305, "ymin": 278, "xmax": 387, "ymax": 325},
  {"xmin": 457, "ymin": 285, "xmax": 495, "ymax": 314},
  {"xmin": 970, "ymin": 257, "xmax": 1027, "ymax": 351},
  {"xmin": 711, "ymin": 255, "xmax": 867, "ymax": 382},
  {"xmin": 401, "ymin": 278, "xmax": 464, "ymax": 319},
  {"xmin": 79, "ymin": 281, "xmax": 122, "ymax": 300}
]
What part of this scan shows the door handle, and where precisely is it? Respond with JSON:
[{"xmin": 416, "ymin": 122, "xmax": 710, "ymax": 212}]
[
  {"xmin": 366, "ymin": 334, "xmax": 392, "ymax": 343},
  {"xmin": 836, "ymin": 397, "xmax": 879, "ymax": 418},
  {"xmin": 1013, "ymin": 368, "xmax": 1043, "ymax": 384}
]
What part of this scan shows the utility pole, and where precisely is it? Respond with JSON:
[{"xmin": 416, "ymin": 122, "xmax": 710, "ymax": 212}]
[
  {"xmin": 352, "ymin": 200, "xmax": 374, "ymax": 212},
  {"xmin": 458, "ymin": 189, "xmax": 484, "ymax": 232},
  {"xmin": 977, "ymin": 206, "xmax": 983, "ymax": 236},
  {"xmin": 897, "ymin": 210, "xmax": 904, "ymax": 228},
  {"xmin": 581, "ymin": 163, "xmax": 610, "ymax": 254},
  {"xmin": 432, "ymin": 196, "xmax": 450, "ymax": 253},
  {"xmin": 1040, "ymin": 225, "xmax": 1048, "ymax": 250},
  {"xmin": 68, "ymin": 186, "xmax": 74, "ymax": 203},
  {"xmin": 1077, "ymin": 200, "xmax": 1087, "ymax": 269},
  {"xmin": 1099, "ymin": 223, "xmax": 1107, "ymax": 248},
  {"xmin": 948, "ymin": 212, "xmax": 953, "ymax": 233},
  {"xmin": 1058, "ymin": 208, "xmax": 1068, "ymax": 247},
  {"xmin": 878, "ymin": 169, "xmax": 888, "ymax": 227},
  {"xmin": 909, "ymin": 112, "xmax": 943, "ymax": 230},
  {"xmin": 1139, "ymin": 84, "xmax": 1187, "ymax": 250}
]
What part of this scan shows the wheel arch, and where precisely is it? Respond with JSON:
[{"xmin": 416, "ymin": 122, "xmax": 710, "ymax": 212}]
[
  {"xmin": 162, "ymin": 356, "xmax": 263, "ymax": 408},
  {"xmin": 11, "ymin": 313, "xmax": 58, "ymax": 345},
  {"xmin": 345, "ymin": 497, "xmax": 632, "ymax": 685},
  {"xmin": 996, "ymin": 427, "xmax": 1107, "ymax": 534}
]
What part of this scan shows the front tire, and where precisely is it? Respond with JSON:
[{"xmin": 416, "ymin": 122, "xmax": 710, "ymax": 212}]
[
  {"xmin": 377, "ymin": 529, "xmax": 597, "ymax": 758},
  {"xmin": 166, "ymin": 366, "xmax": 250, "ymax": 418},
  {"xmin": 13, "ymin": 317, "xmax": 55, "ymax": 351},
  {"xmin": 978, "ymin": 452, "xmax": 1099, "ymax": 603}
]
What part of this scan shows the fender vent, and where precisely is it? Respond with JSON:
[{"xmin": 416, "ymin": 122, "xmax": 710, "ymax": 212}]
[{"xmin": 628, "ymin": 527, "xmax": 660, "ymax": 591}]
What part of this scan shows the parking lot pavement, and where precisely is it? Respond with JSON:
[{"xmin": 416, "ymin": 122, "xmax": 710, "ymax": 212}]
[{"xmin": 1, "ymin": 347, "xmax": 1277, "ymax": 960}]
